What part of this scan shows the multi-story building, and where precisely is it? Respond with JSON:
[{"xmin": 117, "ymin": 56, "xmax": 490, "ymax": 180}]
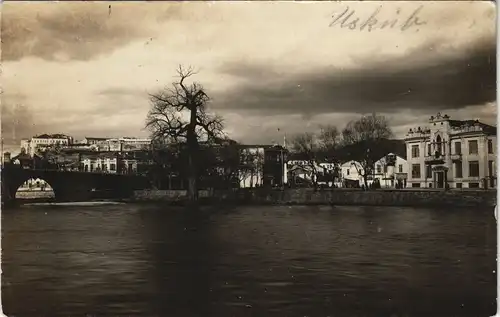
[
  {"xmin": 233, "ymin": 144, "xmax": 288, "ymax": 188},
  {"xmin": 373, "ymin": 153, "xmax": 408, "ymax": 188},
  {"xmin": 21, "ymin": 134, "xmax": 73, "ymax": 156},
  {"xmin": 83, "ymin": 137, "xmax": 152, "ymax": 152},
  {"xmin": 404, "ymin": 112, "xmax": 496, "ymax": 189},
  {"xmin": 262, "ymin": 145, "xmax": 288, "ymax": 187}
]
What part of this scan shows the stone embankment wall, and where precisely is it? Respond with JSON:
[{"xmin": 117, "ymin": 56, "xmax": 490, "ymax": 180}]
[{"xmin": 132, "ymin": 188, "xmax": 497, "ymax": 207}]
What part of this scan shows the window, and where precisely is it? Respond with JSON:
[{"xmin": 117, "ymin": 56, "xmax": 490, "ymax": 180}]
[
  {"xmin": 456, "ymin": 183, "xmax": 462, "ymax": 189},
  {"xmin": 454, "ymin": 142, "xmax": 461, "ymax": 155},
  {"xmin": 436, "ymin": 135, "xmax": 443, "ymax": 155},
  {"xmin": 383, "ymin": 165, "xmax": 388, "ymax": 173},
  {"xmin": 110, "ymin": 163, "xmax": 116, "ymax": 171},
  {"xmin": 376, "ymin": 165, "xmax": 381, "ymax": 173},
  {"xmin": 412, "ymin": 183, "xmax": 421, "ymax": 188},
  {"xmin": 411, "ymin": 145, "xmax": 420, "ymax": 158},
  {"xmin": 411, "ymin": 164, "xmax": 421, "ymax": 178},
  {"xmin": 455, "ymin": 162, "xmax": 463, "ymax": 178},
  {"xmin": 468, "ymin": 161, "xmax": 479, "ymax": 177},
  {"xmin": 427, "ymin": 144, "xmax": 431, "ymax": 156},
  {"xmin": 488, "ymin": 160, "xmax": 494, "ymax": 177},
  {"xmin": 425, "ymin": 165, "xmax": 432, "ymax": 179},
  {"xmin": 346, "ymin": 169, "xmax": 350, "ymax": 176},
  {"xmin": 488, "ymin": 139, "xmax": 493, "ymax": 154},
  {"xmin": 469, "ymin": 182, "xmax": 479, "ymax": 188},
  {"xmin": 468, "ymin": 140, "xmax": 478, "ymax": 155},
  {"xmin": 398, "ymin": 164, "xmax": 403, "ymax": 173}
]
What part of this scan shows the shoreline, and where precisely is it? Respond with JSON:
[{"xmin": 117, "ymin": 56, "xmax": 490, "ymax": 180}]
[
  {"xmin": 3, "ymin": 188, "xmax": 497, "ymax": 209},
  {"xmin": 128, "ymin": 188, "xmax": 497, "ymax": 208}
]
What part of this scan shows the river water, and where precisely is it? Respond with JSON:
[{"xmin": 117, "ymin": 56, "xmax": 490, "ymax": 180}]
[{"xmin": 2, "ymin": 204, "xmax": 497, "ymax": 317}]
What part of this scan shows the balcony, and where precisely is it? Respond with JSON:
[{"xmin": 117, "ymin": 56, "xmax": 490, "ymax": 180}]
[
  {"xmin": 450, "ymin": 153, "xmax": 462, "ymax": 162},
  {"xmin": 424, "ymin": 154, "xmax": 444, "ymax": 165}
]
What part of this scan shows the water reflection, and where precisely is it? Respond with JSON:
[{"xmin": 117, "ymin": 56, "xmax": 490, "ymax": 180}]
[{"xmin": 2, "ymin": 204, "xmax": 496, "ymax": 316}]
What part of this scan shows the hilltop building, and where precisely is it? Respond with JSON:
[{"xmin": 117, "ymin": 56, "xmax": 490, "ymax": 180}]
[{"xmin": 20, "ymin": 134, "xmax": 73, "ymax": 157}]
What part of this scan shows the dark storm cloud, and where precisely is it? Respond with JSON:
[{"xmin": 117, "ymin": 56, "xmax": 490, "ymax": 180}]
[
  {"xmin": 1, "ymin": 3, "xmax": 183, "ymax": 61},
  {"xmin": 216, "ymin": 38, "xmax": 495, "ymax": 116}
]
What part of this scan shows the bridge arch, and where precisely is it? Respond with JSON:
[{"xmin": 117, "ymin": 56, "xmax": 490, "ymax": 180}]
[{"xmin": 14, "ymin": 177, "xmax": 55, "ymax": 200}]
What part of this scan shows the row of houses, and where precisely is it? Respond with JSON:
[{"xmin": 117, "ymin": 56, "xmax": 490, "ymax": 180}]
[
  {"xmin": 8, "ymin": 112, "xmax": 497, "ymax": 190},
  {"xmin": 286, "ymin": 152, "xmax": 408, "ymax": 189},
  {"xmin": 280, "ymin": 113, "xmax": 497, "ymax": 190},
  {"xmin": 19, "ymin": 134, "xmax": 152, "ymax": 157}
]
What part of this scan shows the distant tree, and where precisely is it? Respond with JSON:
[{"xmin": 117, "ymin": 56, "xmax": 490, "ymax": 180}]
[
  {"xmin": 317, "ymin": 124, "xmax": 342, "ymax": 178},
  {"xmin": 236, "ymin": 147, "xmax": 265, "ymax": 188},
  {"xmin": 339, "ymin": 113, "xmax": 393, "ymax": 188},
  {"xmin": 148, "ymin": 141, "xmax": 182, "ymax": 189},
  {"xmin": 290, "ymin": 132, "xmax": 322, "ymax": 189},
  {"xmin": 318, "ymin": 124, "xmax": 340, "ymax": 153},
  {"xmin": 146, "ymin": 65, "xmax": 225, "ymax": 203}
]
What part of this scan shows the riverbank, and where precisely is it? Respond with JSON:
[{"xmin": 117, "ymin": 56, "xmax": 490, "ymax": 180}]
[{"xmin": 130, "ymin": 188, "xmax": 497, "ymax": 208}]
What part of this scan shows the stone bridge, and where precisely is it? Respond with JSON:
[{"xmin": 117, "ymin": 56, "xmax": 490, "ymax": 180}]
[{"xmin": 1, "ymin": 163, "xmax": 151, "ymax": 204}]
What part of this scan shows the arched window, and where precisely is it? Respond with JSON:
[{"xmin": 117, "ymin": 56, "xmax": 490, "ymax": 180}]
[{"xmin": 435, "ymin": 135, "xmax": 442, "ymax": 155}]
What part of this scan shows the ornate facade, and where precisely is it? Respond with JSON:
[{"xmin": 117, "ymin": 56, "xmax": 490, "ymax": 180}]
[{"xmin": 404, "ymin": 113, "xmax": 496, "ymax": 189}]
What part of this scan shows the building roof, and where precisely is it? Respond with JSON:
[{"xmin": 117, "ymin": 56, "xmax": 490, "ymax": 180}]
[
  {"xmin": 84, "ymin": 137, "xmax": 109, "ymax": 141},
  {"xmin": 33, "ymin": 134, "xmax": 70, "ymax": 139},
  {"xmin": 449, "ymin": 119, "xmax": 496, "ymax": 135},
  {"xmin": 375, "ymin": 152, "xmax": 407, "ymax": 164},
  {"xmin": 341, "ymin": 160, "xmax": 362, "ymax": 167}
]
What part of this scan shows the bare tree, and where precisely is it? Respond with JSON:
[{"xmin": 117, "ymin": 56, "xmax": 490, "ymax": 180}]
[
  {"xmin": 318, "ymin": 124, "xmax": 340, "ymax": 151},
  {"xmin": 339, "ymin": 113, "xmax": 393, "ymax": 188},
  {"xmin": 146, "ymin": 65, "xmax": 225, "ymax": 202},
  {"xmin": 290, "ymin": 132, "xmax": 321, "ymax": 189},
  {"xmin": 237, "ymin": 148, "xmax": 265, "ymax": 188},
  {"xmin": 317, "ymin": 124, "xmax": 342, "ymax": 177}
]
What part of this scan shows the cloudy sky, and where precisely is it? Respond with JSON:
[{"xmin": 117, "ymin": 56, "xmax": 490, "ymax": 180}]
[{"xmin": 1, "ymin": 1, "xmax": 496, "ymax": 150}]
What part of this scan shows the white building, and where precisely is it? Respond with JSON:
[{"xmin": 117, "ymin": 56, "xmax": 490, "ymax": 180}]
[
  {"xmin": 84, "ymin": 137, "xmax": 152, "ymax": 152},
  {"xmin": 373, "ymin": 153, "xmax": 408, "ymax": 188},
  {"xmin": 339, "ymin": 160, "xmax": 367, "ymax": 187},
  {"xmin": 404, "ymin": 113, "xmax": 496, "ymax": 189},
  {"xmin": 81, "ymin": 152, "xmax": 120, "ymax": 173},
  {"xmin": 21, "ymin": 134, "xmax": 73, "ymax": 157}
]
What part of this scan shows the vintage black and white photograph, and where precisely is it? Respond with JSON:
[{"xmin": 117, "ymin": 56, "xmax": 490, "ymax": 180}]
[{"xmin": 1, "ymin": 1, "xmax": 497, "ymax": 316}]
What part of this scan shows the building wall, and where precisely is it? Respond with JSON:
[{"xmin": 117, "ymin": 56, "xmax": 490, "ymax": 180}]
[
  {"xmin": 29, "ymin": 137, "xmax": 70, "ymax": 156},
  {"xmin": 340, "ymin": 160, "xmax": 366, "ymax": 186},
  {"xmin": 82, "ymin": 156, "xmax": 119, "ymax": 173},
  {"xmin": 373, "ymin": 154, "xmax": 409, "ymax": 188},
  {"xmin": 262, "ymin": 146, "xmax": 287, "ymax": 187}
]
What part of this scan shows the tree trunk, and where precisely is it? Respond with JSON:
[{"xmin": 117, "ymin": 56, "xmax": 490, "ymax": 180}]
[
  {"xmin": 363, "ymin": 174, "xmax": 369, "ymax": 190},
  {"xmin": 186, "ymin": 108, "xmax": 199, "ymax": 204},
  {"xmin": 187, "ymin": 152, "xmax": 198, "ymax": 202}
]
